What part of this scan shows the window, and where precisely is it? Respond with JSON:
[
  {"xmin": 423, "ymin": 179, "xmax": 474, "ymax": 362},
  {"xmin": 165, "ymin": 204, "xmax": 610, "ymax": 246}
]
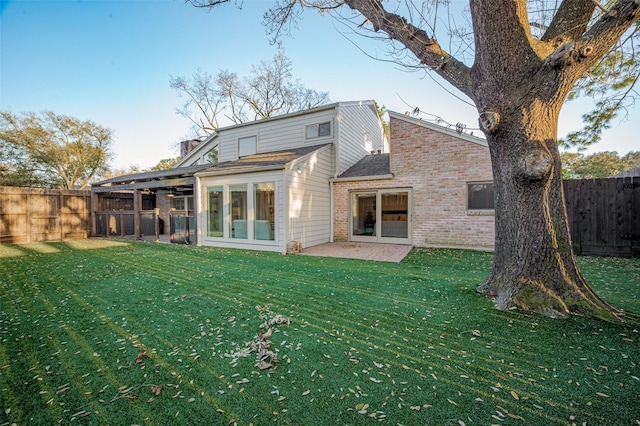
[
  {"xmin": 171, "ymin": 197, "xmax": 185, "ymax": 210},
  {"xmin": 229, "ymin": 184, "xmax": 248, "ymax": 239},
  {"xmin": 254, "ymin": 182, "xmax": 275, "ymax": 241},
  {"xmin": 350, "ymin": 189, "xmax": 411, "ymax": 242},
  {"xmin": 207, "ymin": 187, "xmax": 224, "ymax": 237},
  {"xmin": 205, "ymin": 181, "xmax": 277, "ymax": 242},
  {"xmin": 238, "ymin": 136, "xmax": 257, "ymax": 157},
  {"xmin": 467, "ymin": 182, "xmax": 494, "ymax": 210},
  {"xmin": 305, "ymin": 122, "xmax": 331, "ymax": 139}
]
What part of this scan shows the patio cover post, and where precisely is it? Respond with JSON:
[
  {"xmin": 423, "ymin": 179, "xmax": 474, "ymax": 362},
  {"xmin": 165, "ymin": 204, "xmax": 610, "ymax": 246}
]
[
  {"xmin": 154, "ymin": 208, "xmax": 160, "ymax": 242},
  {"xmin": 133, "ymin": 189, "xmax": 141, "ymax": 240}
]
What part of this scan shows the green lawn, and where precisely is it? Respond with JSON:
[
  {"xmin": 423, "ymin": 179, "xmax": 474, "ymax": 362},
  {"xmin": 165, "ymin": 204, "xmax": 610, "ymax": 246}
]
[{"xmin": 0, "ymin": 240, "xmax": 638, "ymax": 425}]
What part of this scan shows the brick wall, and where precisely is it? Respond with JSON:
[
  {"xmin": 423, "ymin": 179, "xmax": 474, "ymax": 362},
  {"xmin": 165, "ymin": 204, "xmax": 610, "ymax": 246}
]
[{"xmin": 333, "ymin": 115, "xmax": 495, "ymax": 251}]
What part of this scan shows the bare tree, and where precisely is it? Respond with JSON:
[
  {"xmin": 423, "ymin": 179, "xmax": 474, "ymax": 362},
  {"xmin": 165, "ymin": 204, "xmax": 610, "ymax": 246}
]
[
  {"xmin": 189, "ymin": 0, "xmax": 640, "ymax": 321},
  {"xmin": 170, "ymin": 50, "xmax": 330, "ymax": 135}
]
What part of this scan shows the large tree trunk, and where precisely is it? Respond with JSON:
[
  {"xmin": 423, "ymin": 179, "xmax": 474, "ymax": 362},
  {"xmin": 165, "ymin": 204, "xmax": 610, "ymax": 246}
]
[{"xmin": 475, "ymin": 99, "xmax": 620, "ymax": 320}]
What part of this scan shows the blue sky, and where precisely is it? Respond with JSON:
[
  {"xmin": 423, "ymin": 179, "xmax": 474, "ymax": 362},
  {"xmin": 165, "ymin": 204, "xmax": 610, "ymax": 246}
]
[{"xmin": 1, "ymin": 0, "xmax": 637, "ymax": 169}]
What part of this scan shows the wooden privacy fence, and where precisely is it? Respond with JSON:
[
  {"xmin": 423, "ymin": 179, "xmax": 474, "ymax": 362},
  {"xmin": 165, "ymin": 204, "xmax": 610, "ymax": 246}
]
[
  {"xmin": 0, "ymin": 186, "xmax": 91, "ymax": 243},
  {"xmin": 564, "ymin": 177, "xmax": 639, "ymax": 257}
]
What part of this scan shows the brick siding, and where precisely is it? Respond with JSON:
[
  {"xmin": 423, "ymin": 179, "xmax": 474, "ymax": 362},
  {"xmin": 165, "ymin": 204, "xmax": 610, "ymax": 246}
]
[{"xmin": 333, "ymin": 115, "xmax": 495, "ymax": 251}]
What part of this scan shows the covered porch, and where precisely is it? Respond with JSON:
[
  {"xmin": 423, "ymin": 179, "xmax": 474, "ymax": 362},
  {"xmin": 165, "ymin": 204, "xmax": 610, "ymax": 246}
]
[{"xmin": 90, "ymin": 164, "xmax": 212, "ymax": 244}]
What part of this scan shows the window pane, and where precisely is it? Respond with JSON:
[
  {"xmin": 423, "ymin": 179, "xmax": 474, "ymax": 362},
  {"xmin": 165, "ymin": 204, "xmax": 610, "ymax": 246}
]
[
  {"xmin": 254, "ymin": 182, "xmax": 275, "ymax": 241},
  {"xmin": 230, "ymin": 184, "xmax": 248, "ymax": 239},
  {"xmin": 381, "ymin": 192, "xmax": 408, "ymax": 238},
  {"xmin": 238, "ymin": 136, "xmax": 257, "ymax": 157},
  {"xmin": 305, "ymin": 125, "xmax": 318, "ymax": 139},
  {"xmin": 171, "ymin": 197, "xmax": 185, "ymax": 210},
  {"xmin": 468, "ymin": 183, "xmax": 494, "ymax": 210},
  {"xmin": 318, "ymin": 122, "xmax": 331, "ymax": 136},
  {"xmin": 207, "ymin": 187, "xmax": 223, "ymax": 237},
  {"xmin": 351, "ymin": 192, "xmax": 377, "ymax": 236}
]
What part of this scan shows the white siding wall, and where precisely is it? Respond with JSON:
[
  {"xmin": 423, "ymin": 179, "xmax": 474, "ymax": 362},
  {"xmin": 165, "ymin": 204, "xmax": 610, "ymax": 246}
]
[
  {"xmin": 217, "ymin": 109, "xmax": 338, "ymax": 163},
  {"xmin": 286, "ymin": 145, "xmax": 335, "ymax": 249},
  {"xmin": 335, "ymin": 101, "xmax": 385, "ymax": 175}
]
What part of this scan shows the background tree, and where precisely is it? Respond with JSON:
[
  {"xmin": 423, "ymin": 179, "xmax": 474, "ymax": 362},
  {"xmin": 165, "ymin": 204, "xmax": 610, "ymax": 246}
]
[
  {"xmin": 0, "ymin": 111, "xmax": 113, "ymax": 189},
  {"xmin": 170, "ymin": 50, "xmax": 330, "ymax": 136},
  {"xmin": 189, "ymin": 0, "xmax": 640, "ymax": 321},
  {"xmin": 148, "ymin": 157, "xmax": 181, "ymax": 171},
  {"xmin": 0, "ymin": 137, "xmax": 47, "ymax": 187},
  {"xmin": 562, "ymin": 150, "xmax": 640, "ymax": 178}
]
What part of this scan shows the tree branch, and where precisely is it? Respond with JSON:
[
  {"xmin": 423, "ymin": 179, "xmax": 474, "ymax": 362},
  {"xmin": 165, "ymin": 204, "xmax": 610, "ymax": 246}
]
[
  {"xmin": 547, "ymin": 0, "xmax": 640, "ymax": 73},
  {"xmin": 542, "ymin": 0, "xmax": 597, "ymax": 43},
  {"xmin": 343, "ymin": 0, "xmax": 473, "ymax": 98}
]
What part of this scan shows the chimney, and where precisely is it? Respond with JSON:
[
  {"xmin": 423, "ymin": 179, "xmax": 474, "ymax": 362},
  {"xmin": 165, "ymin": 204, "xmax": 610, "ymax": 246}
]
[{"xmin": 180, "ymin": 139, "xmax": 201, "ymax": 158}]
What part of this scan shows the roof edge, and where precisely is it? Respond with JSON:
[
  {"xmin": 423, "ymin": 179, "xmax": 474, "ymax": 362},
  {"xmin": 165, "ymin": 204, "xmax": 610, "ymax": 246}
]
[
  {"xmin": 388, "ymin": 111, "xmax": 488, "ymax": 147},
  {"xmin": 331, "ymin": 174, "xmax": 394, "ymax": 183}
]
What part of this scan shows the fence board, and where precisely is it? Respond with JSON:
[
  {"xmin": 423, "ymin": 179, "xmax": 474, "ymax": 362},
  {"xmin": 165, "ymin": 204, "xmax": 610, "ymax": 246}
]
[
  {"xmin": 0, "ymin": 187, "xmax": 91, "ymax": 243},
  {"xmin": 564, "ymin": 177, "xmax": 639, "ymax": 257}
]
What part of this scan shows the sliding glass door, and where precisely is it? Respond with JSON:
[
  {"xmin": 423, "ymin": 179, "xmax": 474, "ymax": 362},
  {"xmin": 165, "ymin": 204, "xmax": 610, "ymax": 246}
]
[{"xmin": 350, "ymin": 189, "xmax": 411, "ymax": 244}]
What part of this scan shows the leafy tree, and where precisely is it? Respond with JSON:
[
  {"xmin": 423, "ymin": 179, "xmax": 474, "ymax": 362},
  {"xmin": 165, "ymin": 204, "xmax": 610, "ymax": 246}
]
[
  {"xmin": 170, "ymin": 50, "xmax": 330, "ymax": 135},
  {"xmin": 0, "ymin": 111, "xmax": 113, "ymax": 189},
  {"xmin": 149, "ymin": 157, "xmax": 181, "ymax": 171},
  {"xmin": 562, "ymin": 150, "xmax": 640, "ymax": 178},
  {"xmin": 375, "ymin": 102, "xmax": 390, "ymax": 141},
  {"xmin": 189, "ymin": 0, "xmax": 640, "ymax": 321},
  {"xmin": 562, "ymin": 25, "xmax": 640, "ymax": 150},
  {"xmin": 0, "ymin": 137, "xmax": 46, "ymax": 187}
]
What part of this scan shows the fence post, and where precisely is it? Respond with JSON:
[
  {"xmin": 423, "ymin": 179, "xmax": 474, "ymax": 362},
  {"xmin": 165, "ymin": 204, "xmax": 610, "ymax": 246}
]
[
  {"xmin": 120, "ymin": 210, "xmax": 125, "ymax": 238},
  {"xmin": 59, "ymin": 192, "xmax": 64, "ymax": 241}
]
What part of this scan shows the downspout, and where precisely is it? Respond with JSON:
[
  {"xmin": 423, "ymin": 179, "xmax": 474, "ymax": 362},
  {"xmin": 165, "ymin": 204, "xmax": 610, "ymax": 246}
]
[
  {"xmin": 329, "ymin": 180, "xmax": 334, "ymax": 242},
  {"xmin": 194, "ymin": 176, "xmax": 201, "ymax": 246},
  {"xmin": 330, "ymin": 104, "xmax": 340, "ymax": 243}
]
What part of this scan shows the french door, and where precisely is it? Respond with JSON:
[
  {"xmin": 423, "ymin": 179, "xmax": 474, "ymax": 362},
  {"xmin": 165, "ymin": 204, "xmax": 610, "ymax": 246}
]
[{"xmin": 350, "ymin": 189, "xmax": 411, "ymax": 244}]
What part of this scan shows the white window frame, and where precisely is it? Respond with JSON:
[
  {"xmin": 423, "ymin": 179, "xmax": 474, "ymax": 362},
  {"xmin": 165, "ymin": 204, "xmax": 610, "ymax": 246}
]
[
  {"xmin": 305, "ymin": 121, "xmax": 332, "ymax": 140},
  {"xmin": 202, "ymin": 177, "xmax": 278, "ymax": 245}
]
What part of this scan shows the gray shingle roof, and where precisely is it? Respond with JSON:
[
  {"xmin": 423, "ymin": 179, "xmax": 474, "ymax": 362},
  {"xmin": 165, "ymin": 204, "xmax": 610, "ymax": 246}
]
[
  {"xmin": 197, "ymin": 144, "xmax": 331, "ymax": 175},
  {"xmin": 338, "ymin": 153, "xmax": 391, "ymax": 178},
  {"xmin": 92, "ymin": 163, "xmax": 213, "ymax": 187},
  {"xmin": 93, "ymin": 144, "xmax": 331, "ymax": 187}
]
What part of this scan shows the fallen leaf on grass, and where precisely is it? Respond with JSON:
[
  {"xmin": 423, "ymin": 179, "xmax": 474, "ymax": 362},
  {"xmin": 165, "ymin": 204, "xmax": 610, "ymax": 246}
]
[
  {"xmin": 257, "ymin": 361, "xmax": 272, "ymax": 370},
  {"xmin": 596, "ymin": 392, "xmax": 610, "ymax": 398},
  {"xmin": 510, "ymin": 390, "xmax": 519, "ymax": 400},
  {"xmin": 136, "ymin": 350, "xmax": 148, "ymax": 364},
  {"xmin": 151, "ymin": 385, "xmax": 164, "ymax": 396}
]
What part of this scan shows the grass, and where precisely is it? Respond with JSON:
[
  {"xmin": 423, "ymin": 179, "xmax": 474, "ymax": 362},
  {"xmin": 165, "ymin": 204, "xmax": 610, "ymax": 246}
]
[{"xmin": 0, "ymin": 239, "xmax": 638, "ymax": 426}]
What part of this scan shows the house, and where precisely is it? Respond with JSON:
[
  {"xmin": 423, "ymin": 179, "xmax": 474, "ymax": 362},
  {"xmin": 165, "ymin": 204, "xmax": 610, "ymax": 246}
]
[
  {"xmin": 91, "ymin": 100, "xmax": 386, "ymax": 250},
  {"xmin": 91, "ymin": 100, "xmax": 495, "ymax": 253}
]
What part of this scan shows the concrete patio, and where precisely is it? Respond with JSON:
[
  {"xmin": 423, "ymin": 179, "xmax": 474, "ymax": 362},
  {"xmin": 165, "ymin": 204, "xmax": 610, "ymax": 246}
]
[{"xmin": 299, "ymin": 242, "xmax": 412, "ymax": 263}]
